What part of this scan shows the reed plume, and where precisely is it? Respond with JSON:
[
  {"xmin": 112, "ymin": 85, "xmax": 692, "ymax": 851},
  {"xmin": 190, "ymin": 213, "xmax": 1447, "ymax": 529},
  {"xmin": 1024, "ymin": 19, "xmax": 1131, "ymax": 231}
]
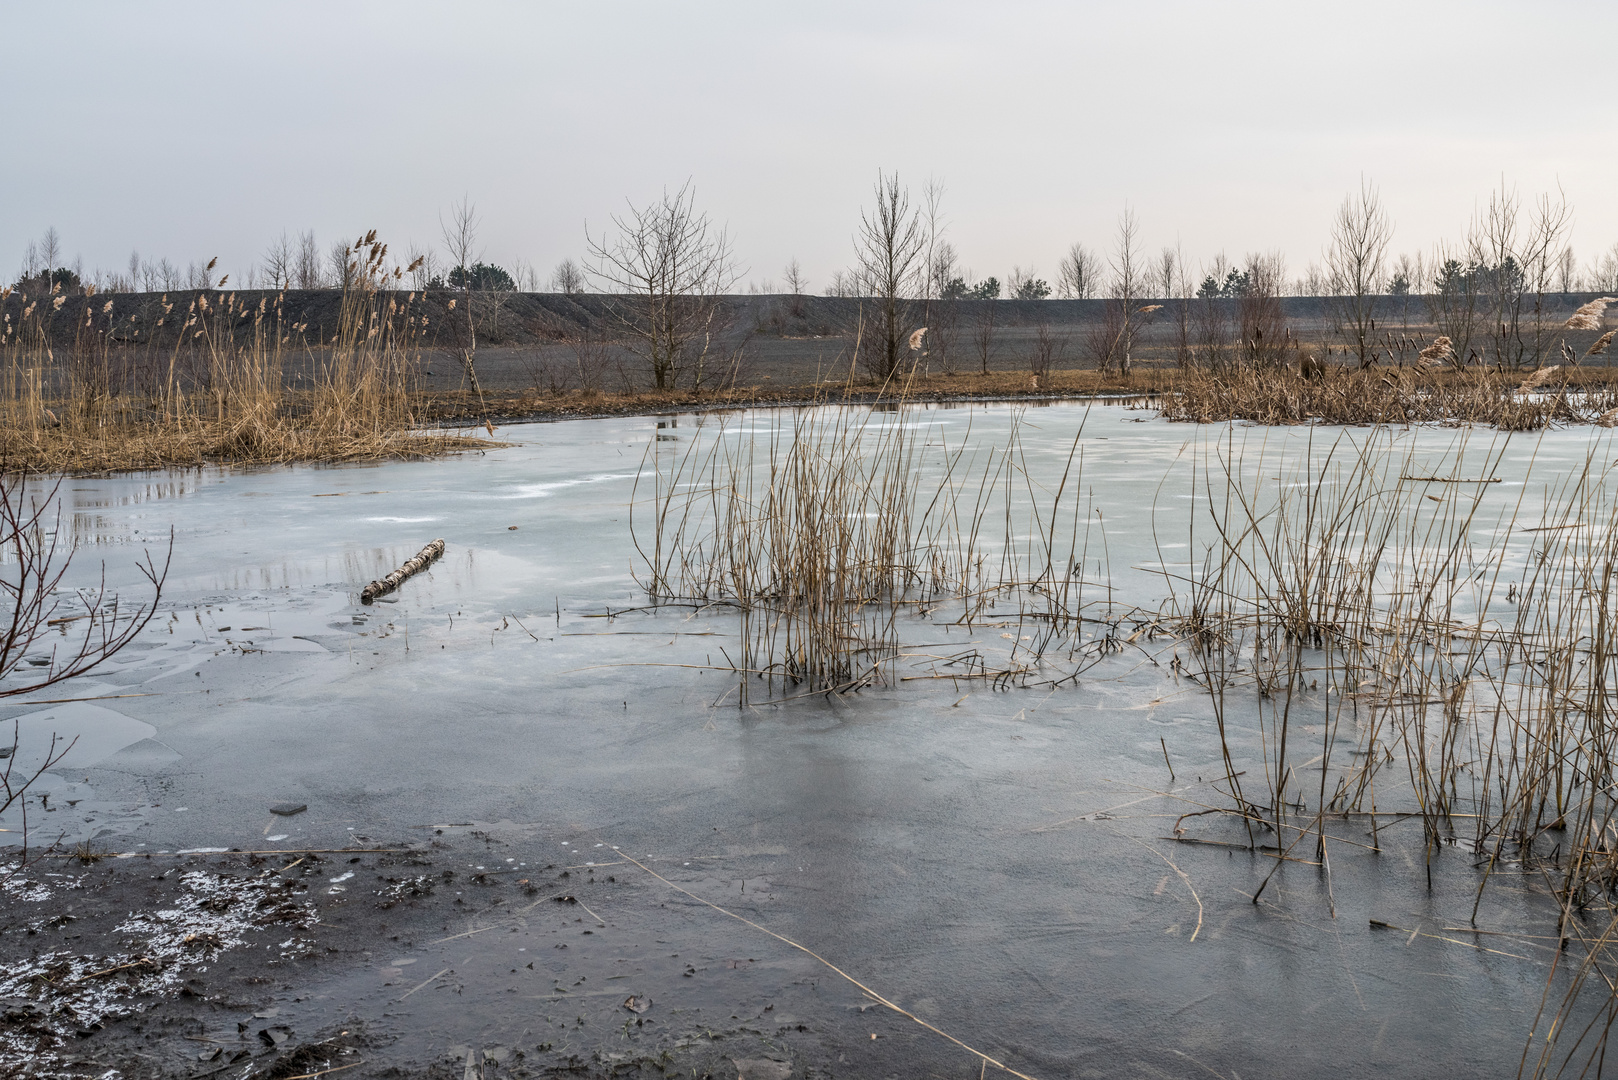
[
  {"xmin": 1417, "ymin": 335, "xmax": 1453, "ymax": 367},
  {"xmin": 1516, "ymin": 364, "xmax": 1562, "ymax": 392},
  {"xmin": 1565, "ymin": 296, "xmax": 1617, "ymax": 332}
]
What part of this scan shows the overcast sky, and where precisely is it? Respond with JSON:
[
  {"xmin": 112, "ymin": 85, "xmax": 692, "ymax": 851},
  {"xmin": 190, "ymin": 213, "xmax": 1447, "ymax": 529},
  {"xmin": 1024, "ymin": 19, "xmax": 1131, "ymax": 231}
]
[{"xmin": 5, "ymin": 0, "xmax": 1616, "ymax": 291}]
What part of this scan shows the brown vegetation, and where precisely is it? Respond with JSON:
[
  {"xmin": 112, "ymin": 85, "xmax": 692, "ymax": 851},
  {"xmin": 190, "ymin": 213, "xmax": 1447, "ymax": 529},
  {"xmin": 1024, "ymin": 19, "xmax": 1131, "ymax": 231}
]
[
  {"xmin": 635, "ymin": 395, "xmax": 1618, "ymax": 1073},
  {"xmin": 1171, "ymin": 427, "xmax": 1618, "ymax": 1075},
  {"xmin": 0, "ymin": 236, "xmax": 487, "ymax": 474},
  {"xmin": 1159, "ymin": 364, "xmax": 1618, "ymax": 429}
]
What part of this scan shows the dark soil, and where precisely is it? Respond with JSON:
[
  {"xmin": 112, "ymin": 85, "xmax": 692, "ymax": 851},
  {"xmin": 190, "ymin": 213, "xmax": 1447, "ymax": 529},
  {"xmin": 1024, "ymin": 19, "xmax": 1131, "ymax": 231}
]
[{"xmin": 1, "ymin": 836, "xmax": 988, "ymax": 1079}]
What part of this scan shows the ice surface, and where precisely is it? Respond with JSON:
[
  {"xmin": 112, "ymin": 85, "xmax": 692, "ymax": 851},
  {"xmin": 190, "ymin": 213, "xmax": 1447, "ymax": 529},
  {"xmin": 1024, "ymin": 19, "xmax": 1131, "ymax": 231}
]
[{"xmin": 1, "ymin": 402, "xmax": 1611, "ymax": 1076}]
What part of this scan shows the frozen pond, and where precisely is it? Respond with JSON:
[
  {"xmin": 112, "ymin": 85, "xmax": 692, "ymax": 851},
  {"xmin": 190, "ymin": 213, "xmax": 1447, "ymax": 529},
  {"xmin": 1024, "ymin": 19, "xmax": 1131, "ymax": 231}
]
[{"xmin": 3, "ymin": 402, "xmax": 1613, "ymax": 1077}]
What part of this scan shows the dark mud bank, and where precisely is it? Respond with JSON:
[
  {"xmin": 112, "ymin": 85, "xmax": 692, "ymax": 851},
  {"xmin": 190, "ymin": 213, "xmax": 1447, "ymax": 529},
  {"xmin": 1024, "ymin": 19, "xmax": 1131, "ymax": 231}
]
[{"xmin": 3, "ymin": 832, "xmax": 1038, "ymax": 1080}]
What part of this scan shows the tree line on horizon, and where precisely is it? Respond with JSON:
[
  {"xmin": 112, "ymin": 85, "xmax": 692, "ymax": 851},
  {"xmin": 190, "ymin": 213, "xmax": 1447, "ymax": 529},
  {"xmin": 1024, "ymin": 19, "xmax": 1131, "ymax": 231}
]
[
  {"xmin": 8, "ymin": 178, "xmax": 1617, "ymax": 390},
  {"xmin": 14, "ymin": 179, "xmax": 1618, "ymax": 305}
]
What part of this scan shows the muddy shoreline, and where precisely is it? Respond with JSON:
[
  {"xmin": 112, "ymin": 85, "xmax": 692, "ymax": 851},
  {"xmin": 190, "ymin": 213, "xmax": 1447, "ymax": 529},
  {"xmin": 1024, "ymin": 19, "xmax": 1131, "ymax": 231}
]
[{"xmin": 4, "ymin": 831, "xmax": 1049, "ymax": 1080}]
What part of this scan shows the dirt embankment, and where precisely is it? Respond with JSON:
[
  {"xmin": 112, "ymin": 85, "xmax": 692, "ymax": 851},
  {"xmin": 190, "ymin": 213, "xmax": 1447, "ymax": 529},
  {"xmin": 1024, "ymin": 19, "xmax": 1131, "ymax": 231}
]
[{"xmin": 16, "ymin": 288, "xmax": 1569, "ymax": 355}]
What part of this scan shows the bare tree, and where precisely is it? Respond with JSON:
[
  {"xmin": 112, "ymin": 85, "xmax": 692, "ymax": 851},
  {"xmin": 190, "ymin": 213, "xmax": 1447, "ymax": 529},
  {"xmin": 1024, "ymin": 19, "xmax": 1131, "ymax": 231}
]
[
  {"xmin": 782, "ymin": 257, "xmax": 808, "ymax": 297},
  {"xmin": 1296, "ymin": 262, "xmax": 1328, "ymax": 297},
  {"xmin": 440, "ymin": 196, "xmax": 484, "ymax": 391},
  {"xmin": 1426, "ymin": 237, "xmax": 1484, "ymax": 369},
  {"xmin": 971, "ymin": 298, "xmax": 997, "ymax": 376},
  {"xmin": 406, "ymin": 243, "xmax": 438, "ymax": 290},
  {"xmin": 40, "ymin": 227, "xmax": 62, "ymax": 274},
  {"xmin": 1057, "ymin": 242, "xmax": 1100, "ymax": 299},
  {"xmin": 1083, "ymin": 297, "xmax": 1124, "ymax": 374},
  {"xmin": 1324, "ymin": 179, "xmax": 1394, "ymax": 367},
  {"xmin": 552, "ymin": 257, "xmax": 585, "ymax": 295},
  {"xmin": 1237, "ymin": 252, "xmax": 1292, "ymax": 369},
  {"xmin": 585, "ymin": 181, "xmax": 741, "ymax": 390},
  {"xmin": 853, "ymin": 171, "xmax": 928, "ymax": 379},
  {"xmin": 1108, "ymin": 207, "xmax": 1150, "ymax": 374},
  {"xmin": 262, "ymin": 232, "xmax": 293, "ymax": 290},
  {"xmin": 926, "ymin": 241, "xmax": 961, "ymax": 371},
  {"xmin": 327, "ymin": 239, "xmax": 354, "ymax": 291},
  {"xmin": 824, "ymin": 270, "xmax": 857, "ymax": 297},
  {"xmin": 1029, "ymin": 315, "xmax": 1067, "ymax": 379},
  {"xmin": 1593, "ymin": 243, "xmax": 1618, "ymax": 292},
  {"xmin": 1169, "ymin": 243, "xmax": 1192, "ymax": 368},
  {"xmin": 1, "ymin": 476, "xmax": 169, "ymax": 698},
  {"xmin": 1475, "ymin": 183, "xmax": 1572, "ymax": 369},
  {"xmin": 154, "ymin": 257, "xmax": 180, "ymax": 292},
  {"xmin": 127, "ymin": 251, "xmax": 141, "ymax": 293},
  {"xmin": 186, "ymin": 258, "xmax": 218, "ymax": 290},
  {"xmin": 441, "ymin": 196, "xmax": 482, "ymax": 285},
  {"xmin": 1557, "ymin": 246, "xmax": 1579, "ymax": 296},
  {"xmin": 781, "ymin": 257, "xmax": 808, "ymax": 319},
  {"xmin": 294, "ymin": 231, "xmax": 322, "ymax": 289},
  {"xmin": 0, "ymin": 473, "xmax": 170, "ymax": 857},
  {"xmin": 1389, "ymin": 251, "xmax": 1419, "ymax": 328},
  {"xmin": 929, "ymin": 241, "xmax": 960, "ymax": 298},
  {"xmin": 1519, "ymin": 189, "xmax": 1573, "ymax": 368},
  {"xmin": 1192, "ymin": 277, "xmax": 1232, "ymax": 373},
  {"xmin": 1156, "ymin": 248, "xmax": 1177, "ymax": 300},
  {"xmin": 918, "ymin": 178, "xmax": 947, "ymax": 319}
]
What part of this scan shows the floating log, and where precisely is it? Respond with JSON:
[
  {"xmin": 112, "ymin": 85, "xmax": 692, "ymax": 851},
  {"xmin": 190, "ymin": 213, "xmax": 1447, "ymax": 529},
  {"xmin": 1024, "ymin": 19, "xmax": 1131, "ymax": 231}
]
[{"xmin": 361, "ymin": 538, "xmax": 445, "ymax": 603}]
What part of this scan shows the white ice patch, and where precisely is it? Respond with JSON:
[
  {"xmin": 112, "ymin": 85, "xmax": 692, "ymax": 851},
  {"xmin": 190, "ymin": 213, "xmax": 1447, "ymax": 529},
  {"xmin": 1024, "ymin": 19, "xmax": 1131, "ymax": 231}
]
[
  {"xmin": 0, "ymin": 863, "xmax": 53, "ymax": 901},
  {"xmin": 1, "ymin": 703, "xmax": 156, "ymax": 773},
  {"xmin": 0, "ymin": 869, "xmax": 316, "ymax": 1074},
  {"xmin": 497, "ymin": 473, "xmax": 638, "ymax": 500}
]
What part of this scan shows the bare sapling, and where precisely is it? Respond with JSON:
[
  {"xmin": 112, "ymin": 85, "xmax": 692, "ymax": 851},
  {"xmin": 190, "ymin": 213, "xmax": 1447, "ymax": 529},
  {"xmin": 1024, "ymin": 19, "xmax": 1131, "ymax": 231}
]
[
  {"xmin": 586, "ymin": 182, "xmax": 741, "ymax": 391},
  {"xmin": 1324, "ymin": 179, "xmax": 1393, "ymax": 368},
  {"xmin": 853, "ymin": 172, "xmax": 928, "ymax": 381},
  {"xmin": 0, "ymin": 467, "xmax": 170, "ymax": 865}
]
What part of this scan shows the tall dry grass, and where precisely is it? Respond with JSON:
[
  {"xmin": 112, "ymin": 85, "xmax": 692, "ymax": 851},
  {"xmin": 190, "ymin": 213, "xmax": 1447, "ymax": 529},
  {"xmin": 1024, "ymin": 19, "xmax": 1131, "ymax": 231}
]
[
  {"xmin": 1164, "ymin": 297, "xmax": 1618, "ymax": 431},
  {"xmin": 633, "ymin": 396, "xmax": 1130, "ymax": 700},
  {"xmin": 0, "ymin": 235, "xmax": 484, "ymax": 474},
  {"xmin": 637, "ymin": 397, "xmax": 1618, "ymax": 1074},
  {"xmin": 1160, "ymin": 364, "xmax": 1618, "ymax": 430},
  {"xmin": 1164, "ymin": 424, "xmax": 1618, "ymax": 1076}
]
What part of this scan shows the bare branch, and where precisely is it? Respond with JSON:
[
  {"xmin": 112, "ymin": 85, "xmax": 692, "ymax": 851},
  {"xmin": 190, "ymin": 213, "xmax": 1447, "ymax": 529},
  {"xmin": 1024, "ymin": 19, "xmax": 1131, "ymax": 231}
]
[{"xmin": 585, "ymin": 182, "xmax": 741, "ymax": 390}]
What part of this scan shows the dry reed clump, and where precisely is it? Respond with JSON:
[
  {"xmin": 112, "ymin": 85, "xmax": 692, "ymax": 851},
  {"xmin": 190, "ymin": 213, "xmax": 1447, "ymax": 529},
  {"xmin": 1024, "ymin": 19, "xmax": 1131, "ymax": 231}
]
[
  {"xmin": 1166, "ymin": 295, "xmax": 1618, "ymax": 431},
  {"xmin": 1565, "ymin": 297, "xmax": 1618, "ymax": 332},
  {"xmin": 1416, "ymin": 335, "xmax": 1453, "ymax": 367},
  {"xmin": 633, "ymin": 397, "xmax": 1130, "ymax": 700},
  {"xmin": 1160, "ymin": 364, "xmax": 1611, "ymax": 430},
  {"xmin": 639, "ymin": 400, "xmax": 1618, "ymax": 1073},
  {"xmin": 0, "ymin": 235, "xmax": 485, "ymax": 474},
  {"xmin": 1167, "ymin": 424, "xmax": 1618, "ymax": 1076}
]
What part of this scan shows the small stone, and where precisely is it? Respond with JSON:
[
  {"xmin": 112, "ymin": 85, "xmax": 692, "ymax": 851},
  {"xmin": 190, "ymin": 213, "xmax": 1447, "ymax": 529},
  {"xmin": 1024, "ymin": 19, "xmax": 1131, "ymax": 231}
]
[{"xmin": 269, "ymin": 803, "xmax": 307, "ymax": 817}]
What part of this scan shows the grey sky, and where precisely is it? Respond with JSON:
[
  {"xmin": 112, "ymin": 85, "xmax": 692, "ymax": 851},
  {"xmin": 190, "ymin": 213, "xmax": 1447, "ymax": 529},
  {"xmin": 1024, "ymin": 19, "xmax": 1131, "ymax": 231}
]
[{"xmin": 5, "ymin": 0, "xmax": 1616, "ymax": 291}]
